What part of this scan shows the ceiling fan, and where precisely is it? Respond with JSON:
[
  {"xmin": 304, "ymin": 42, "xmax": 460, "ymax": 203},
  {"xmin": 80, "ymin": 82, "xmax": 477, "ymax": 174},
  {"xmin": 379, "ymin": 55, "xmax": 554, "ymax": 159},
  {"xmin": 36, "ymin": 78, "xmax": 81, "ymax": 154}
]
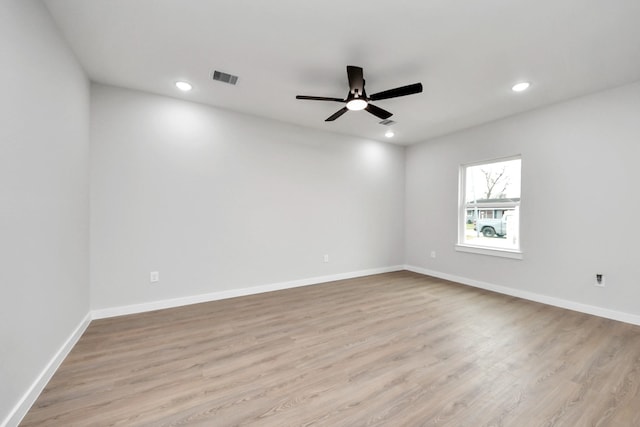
[{"xmin": 296, "ymin": 65, "xmax": 423, "ymax": 122}]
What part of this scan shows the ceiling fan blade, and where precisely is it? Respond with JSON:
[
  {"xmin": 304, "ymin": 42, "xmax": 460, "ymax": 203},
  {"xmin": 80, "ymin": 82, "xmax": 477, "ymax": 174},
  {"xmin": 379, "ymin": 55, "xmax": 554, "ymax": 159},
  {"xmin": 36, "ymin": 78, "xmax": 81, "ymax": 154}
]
[
  {"xmin": 346, "ymin": 65, "xmax": 364, "ymax": 95},
  {"xmin": 365, "ymin": 103, "xmax": 393, "ymax": 120},
  {"xmin": 296, "ymin": 95, "xmax": 345, "ymax": 102},
  {"xmin": 370, "ymin": 83, "xmax": 423, "ymax": 101},
  {"xmin": 325, "ymin": 107, "xmax": 349, "ymax": 122}
]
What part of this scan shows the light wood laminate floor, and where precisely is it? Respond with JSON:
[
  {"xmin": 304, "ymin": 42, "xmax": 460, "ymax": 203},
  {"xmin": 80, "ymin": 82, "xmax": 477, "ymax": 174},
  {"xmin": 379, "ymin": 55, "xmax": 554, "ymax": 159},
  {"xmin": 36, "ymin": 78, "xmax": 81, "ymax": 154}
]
[{"xmin": 21, "ymin": 271, "xmax": 640, "ymax": 426}]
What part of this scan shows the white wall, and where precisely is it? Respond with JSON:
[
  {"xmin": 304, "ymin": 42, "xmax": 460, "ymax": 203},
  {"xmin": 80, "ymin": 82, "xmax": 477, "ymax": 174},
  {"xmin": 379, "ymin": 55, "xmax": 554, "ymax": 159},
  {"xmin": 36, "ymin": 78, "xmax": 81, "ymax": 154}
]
[
  {"xmin": 406, "ymin": 81, "xmax": 640, "ymax": 317},
  {"xmin": 90, "ymin": 84, "xmax": 405, "ymax": 310},
  {"xmin": 0, "ymin": 0, "xmax": 90, "ymax": 424}
]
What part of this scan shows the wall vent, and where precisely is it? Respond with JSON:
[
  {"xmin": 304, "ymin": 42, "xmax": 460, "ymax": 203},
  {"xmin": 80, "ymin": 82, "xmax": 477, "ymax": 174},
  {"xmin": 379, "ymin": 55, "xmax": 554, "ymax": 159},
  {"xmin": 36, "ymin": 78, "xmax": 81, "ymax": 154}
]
[
  {"xmin": 211, "ymin": 70, "xmax": 239, "ymax": 85},
  {"xmin": 379, "ymin": 119, "xmax": 396, "ymax": 126}
]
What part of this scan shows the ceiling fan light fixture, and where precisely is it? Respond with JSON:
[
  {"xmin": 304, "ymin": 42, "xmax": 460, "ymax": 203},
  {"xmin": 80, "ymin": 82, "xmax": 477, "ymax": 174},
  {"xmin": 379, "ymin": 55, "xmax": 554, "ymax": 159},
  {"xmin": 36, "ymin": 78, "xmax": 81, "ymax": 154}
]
[{"xmin": 346, "ymin": 99, "xmax": 368, "ymax": 111}]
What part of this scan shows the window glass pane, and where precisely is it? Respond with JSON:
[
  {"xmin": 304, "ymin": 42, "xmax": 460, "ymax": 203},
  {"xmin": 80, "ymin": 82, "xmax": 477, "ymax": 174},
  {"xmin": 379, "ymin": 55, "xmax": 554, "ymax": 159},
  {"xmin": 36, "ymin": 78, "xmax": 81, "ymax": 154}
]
[{"xmin": 461, "ymin": 158, "xmax": 521, "ymax": 251}]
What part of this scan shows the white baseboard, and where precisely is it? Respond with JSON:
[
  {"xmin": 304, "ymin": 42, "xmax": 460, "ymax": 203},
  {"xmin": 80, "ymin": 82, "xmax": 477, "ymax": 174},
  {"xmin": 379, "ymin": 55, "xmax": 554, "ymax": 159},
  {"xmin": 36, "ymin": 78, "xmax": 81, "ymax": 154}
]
[
  {"xmin": 2, "ymin": 312, "xmax": 92, "ymax": 427},
  {"xmin": 92, "ymin": 265, "xmax": 405, "ymax": 320},
  {"xmin": 404, "ymin": 264, "xmax": 640, "ymax": 326}
]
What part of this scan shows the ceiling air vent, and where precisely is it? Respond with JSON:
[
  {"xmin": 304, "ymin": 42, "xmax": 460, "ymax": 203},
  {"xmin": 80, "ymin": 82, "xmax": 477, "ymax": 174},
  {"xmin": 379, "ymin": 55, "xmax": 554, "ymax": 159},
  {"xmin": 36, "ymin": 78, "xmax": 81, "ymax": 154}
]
[
  {"xmin": 379, "ymin": 119, "xmax": 396, "ymax": 126},
  {"xmin": 211, "ymin": 70, "xmax": 239, "ymax": 85}
]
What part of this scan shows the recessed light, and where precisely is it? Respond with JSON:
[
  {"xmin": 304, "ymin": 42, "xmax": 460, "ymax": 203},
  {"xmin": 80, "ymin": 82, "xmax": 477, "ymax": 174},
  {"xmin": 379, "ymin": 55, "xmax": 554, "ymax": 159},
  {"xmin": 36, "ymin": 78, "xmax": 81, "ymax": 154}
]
[
  {"xmin": 175, "ymin": 81, "xmax": 193, "ymax": 91},
  {"xmin": 385, "ymin": 130, "xmax": 395, "ymax": 138},
  {"xmin": 512, "ymin": 82, "xmax": 531, "ymax": 92}
]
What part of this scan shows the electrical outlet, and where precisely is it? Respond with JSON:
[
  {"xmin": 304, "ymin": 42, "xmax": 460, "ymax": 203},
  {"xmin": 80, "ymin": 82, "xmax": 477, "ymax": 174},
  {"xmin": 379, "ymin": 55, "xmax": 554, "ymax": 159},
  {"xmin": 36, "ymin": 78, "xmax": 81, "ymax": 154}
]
[
  {"xmin": 323, "ymin": 254, "xmax": 329, "ymax": 263},
  {"xmin": 595, "ymin": 273, "xmax": 605, "ymax": 287},
  {"xmin": 430, "ymin": 251, "xmax": 436, "ymax": 259},
  {"xmin": 150, "ymin": 271, "xmax": 159, "ymax": 283}
]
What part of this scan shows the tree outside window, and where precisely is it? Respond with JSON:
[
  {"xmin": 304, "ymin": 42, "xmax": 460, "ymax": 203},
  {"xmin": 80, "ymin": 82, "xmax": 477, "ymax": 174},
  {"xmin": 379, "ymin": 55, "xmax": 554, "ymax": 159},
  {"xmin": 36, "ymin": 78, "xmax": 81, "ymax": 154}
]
[{"xmin": 460, "ymin": 157, "xmax": 521, "ymax": 251}]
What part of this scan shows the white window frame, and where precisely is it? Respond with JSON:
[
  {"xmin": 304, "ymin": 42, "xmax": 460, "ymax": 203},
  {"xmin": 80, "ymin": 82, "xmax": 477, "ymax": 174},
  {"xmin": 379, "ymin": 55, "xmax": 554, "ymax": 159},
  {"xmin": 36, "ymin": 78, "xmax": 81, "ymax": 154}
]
[{"xmin": 455, "ymin": 155, "xmax": 523, "ymax": 260}]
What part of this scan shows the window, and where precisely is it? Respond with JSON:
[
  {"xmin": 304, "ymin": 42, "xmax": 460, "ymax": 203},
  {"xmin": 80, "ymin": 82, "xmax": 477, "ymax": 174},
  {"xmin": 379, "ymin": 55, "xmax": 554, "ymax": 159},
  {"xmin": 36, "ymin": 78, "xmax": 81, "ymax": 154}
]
[{"xmin": 457, "ymin": 156, "xmax": 522, "ymax": 258}]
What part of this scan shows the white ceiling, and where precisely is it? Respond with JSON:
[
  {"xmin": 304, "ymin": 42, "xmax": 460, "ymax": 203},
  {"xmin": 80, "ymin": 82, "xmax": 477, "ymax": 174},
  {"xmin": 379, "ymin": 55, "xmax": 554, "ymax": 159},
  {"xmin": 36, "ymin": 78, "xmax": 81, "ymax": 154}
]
[{"xmin": 44, "ymin": 0, "xmax": 640, "ymax": 145}]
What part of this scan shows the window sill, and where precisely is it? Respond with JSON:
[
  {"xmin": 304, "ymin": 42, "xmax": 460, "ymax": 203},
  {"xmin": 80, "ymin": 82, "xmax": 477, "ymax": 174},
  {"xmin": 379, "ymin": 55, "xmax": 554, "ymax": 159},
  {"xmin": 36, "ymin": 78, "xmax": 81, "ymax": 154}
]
[{"xmin": 455, "ymin": 244, "xmax": 523, "ymax": 260}]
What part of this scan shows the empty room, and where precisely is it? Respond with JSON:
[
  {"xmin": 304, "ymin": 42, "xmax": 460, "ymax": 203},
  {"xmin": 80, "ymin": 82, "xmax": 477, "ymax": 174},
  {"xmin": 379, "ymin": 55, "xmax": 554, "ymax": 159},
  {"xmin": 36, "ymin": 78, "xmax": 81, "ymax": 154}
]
[{"xmin": 3, "ymin": 0, "xmax": 640, "ymax": 426}]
